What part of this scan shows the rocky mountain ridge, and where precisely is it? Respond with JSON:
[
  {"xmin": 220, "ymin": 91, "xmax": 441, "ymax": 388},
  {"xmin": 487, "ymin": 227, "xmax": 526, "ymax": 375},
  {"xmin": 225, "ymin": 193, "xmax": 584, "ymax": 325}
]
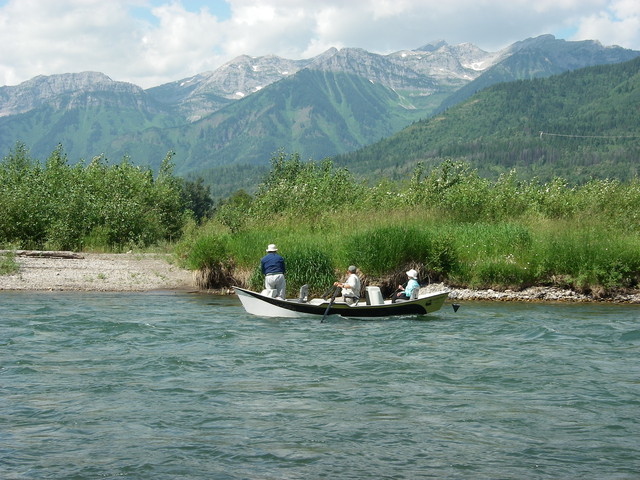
[
  {"xmin": 146, "ymin": 40, "xmax": 503, "ymax": 121},
  {"xmin": 3, "ymin": 35, "xmax": 636, "ymax": 123},
  {"xmin": 0, "ymin": 72, "xmax": 149, "ymax": 117},
  {"xmin": 0, "ymin": 38, "xmax": 505, "ymax": 120}
]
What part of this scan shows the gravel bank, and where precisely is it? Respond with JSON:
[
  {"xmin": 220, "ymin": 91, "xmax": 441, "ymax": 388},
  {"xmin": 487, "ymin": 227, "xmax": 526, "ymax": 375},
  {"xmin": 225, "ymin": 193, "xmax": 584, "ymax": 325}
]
[
  {"xmin": 421, "ymin": 283, "xmax": 640, "ymax": 304},
  {"xmin": 0, "ymin": 252, "xmax": 194, "ymax": 292}
]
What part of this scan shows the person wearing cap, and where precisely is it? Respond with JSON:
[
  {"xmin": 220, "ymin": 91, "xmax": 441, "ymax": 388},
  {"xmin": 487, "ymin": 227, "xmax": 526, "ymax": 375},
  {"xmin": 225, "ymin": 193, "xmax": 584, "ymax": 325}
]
[
  {"xmin": 392, "ymin": 269, "xmax": 419, "ymax": 303},
  {"xmin": 260, "ymin": 244, "xmax": 286, "ymax": 299},
  {"xmin": 333, "ymin": 265, "xmax": 361, "ymax": 305}
]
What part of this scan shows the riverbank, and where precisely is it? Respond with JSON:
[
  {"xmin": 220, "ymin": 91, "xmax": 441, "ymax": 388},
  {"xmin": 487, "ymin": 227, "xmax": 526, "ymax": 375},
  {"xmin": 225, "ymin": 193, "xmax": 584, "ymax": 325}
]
[
  {"xmin": 420, "ymin": 282, "xmax": 640, "ymax": 304},
  {"xmin": 1, "ymin": 251, "xmax": 639, "ymax": 303},
  {"xmin": 0, "ymin": 251, "xmax": 194, "ymax": 292}
]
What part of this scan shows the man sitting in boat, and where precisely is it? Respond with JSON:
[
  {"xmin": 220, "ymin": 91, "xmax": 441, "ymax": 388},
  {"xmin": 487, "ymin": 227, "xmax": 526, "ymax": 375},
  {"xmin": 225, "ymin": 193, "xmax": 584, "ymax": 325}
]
[
  {"xmin": 392, "ymin": 269, "xmax": 419, "ymax": 303},
  {"xmin": 333, "ymin": 265, "xmax": 361, "ymax": 305},
  {"xmin": 260, "ymin": 244, "xmax": 286, "ymax": 299}
]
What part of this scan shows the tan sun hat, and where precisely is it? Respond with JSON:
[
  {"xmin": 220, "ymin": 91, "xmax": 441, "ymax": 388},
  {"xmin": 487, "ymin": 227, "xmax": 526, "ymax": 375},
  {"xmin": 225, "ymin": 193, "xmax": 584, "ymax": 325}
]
[
  {"xmin": 266, "ymin": 244, "xmax": 278, "ymax": 252},
  {"xmin": 406, "ymin": 269, "xmax": 418, "ymax": 279}
]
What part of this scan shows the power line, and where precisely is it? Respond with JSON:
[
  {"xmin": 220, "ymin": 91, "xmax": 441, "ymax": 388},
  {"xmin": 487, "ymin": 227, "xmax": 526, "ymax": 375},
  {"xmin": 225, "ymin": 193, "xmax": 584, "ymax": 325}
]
[{"xmin": 539, "ymin": 131, "xmax": 640, "ymax": 139}]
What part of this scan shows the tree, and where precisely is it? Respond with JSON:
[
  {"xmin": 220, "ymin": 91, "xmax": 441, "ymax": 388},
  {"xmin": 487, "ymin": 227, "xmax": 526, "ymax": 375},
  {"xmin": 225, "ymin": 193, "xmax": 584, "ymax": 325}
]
[{"xmin": 181, "ymin": 177, "xmax": 214, "ymax": 223}]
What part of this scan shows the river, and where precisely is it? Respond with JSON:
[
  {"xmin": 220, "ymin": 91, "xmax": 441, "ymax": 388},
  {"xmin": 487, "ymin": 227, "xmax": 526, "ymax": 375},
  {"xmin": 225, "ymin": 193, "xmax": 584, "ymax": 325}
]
[{"xmin": 2, "ymin": 291, "xmax": 639, "ymax": 479}]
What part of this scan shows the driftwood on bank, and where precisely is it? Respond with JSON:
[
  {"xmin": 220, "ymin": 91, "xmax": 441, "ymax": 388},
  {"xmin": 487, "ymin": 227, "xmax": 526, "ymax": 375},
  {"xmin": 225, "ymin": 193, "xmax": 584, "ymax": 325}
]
[{"xmin": 0, "ymin": 250, "xmax": 84, "ymax": 259}]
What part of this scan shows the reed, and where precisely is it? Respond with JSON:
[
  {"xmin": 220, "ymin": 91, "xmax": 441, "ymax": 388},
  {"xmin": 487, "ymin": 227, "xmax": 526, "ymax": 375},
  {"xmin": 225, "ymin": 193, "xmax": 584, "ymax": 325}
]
[
  {"xmin": 179, "ymin": 211, "xmax": 640, "ymax": 295},
  {"xmin": 250, "ymin": 245, "xmax": 335, "ymax": 295},
  {"xmin": 531, "ymin": 220, "xmax": 640, "ymax": 292}
]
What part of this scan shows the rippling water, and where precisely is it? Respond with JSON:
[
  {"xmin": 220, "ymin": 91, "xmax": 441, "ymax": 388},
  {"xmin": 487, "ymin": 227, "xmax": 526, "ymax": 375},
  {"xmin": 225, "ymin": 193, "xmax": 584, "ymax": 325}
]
[{"xmin": 1, "ymin": 291, "xmax": 639, "ymax": 479}]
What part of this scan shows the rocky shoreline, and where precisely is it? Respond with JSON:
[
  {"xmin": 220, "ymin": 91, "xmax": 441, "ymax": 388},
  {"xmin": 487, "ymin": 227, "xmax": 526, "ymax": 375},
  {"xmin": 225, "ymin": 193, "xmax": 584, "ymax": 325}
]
[
  {"xmin": 1, "ymin": 251, "xmax": 639, "ymax": 304},
  {"xmin": 421, "ymin": 283, "xmax": 640, "ymax": 304}
]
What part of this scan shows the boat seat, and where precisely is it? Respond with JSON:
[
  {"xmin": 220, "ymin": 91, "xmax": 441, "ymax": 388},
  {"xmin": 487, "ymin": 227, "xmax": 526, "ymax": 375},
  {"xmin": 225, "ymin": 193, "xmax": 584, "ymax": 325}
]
[
  {"xmin": 298, "ymin": 284, "xmax": 309, "ymax": 303},
  {"xmin": 395, "ymin": 288, "xmax": 419, "ymax": 302},
  {"xmin": 344, "ymin": 293, "xmax": 359, "ymax": 306},
  {"xmin": 365, "ymin": 286, "xmax": 384, "ymax": 305}
]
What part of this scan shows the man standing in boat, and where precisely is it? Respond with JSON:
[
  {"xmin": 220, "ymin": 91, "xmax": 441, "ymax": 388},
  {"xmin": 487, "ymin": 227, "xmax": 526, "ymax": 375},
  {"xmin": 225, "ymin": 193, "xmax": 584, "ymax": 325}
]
[
  {"xmin": 334, "ymin": 265, "xmax": 361, "ymax": 305},
  {"xmin": 261, "ymin": 244, "xmax": 286, "ymax": 299}
]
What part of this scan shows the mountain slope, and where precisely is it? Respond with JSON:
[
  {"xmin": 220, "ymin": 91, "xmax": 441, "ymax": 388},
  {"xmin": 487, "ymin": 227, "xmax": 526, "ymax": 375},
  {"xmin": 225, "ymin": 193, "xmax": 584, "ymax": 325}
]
[
  {"xmin": 0, "ymin": 72, "xmax": 178, "ymax": 162},
  {"xmin": 438, "ymin": 35, "xmax": 640, "ymax": 112},
  {"xmin": 335, "ymin": 57, "xmax": 640, "ymax": 183},
  {"xmin": 125, "ymin": 69, "xmax": 424, "ymax": 175},
  {"xmin": 145, "ymin": 53, "xmax": 317, "ymax": 122}
]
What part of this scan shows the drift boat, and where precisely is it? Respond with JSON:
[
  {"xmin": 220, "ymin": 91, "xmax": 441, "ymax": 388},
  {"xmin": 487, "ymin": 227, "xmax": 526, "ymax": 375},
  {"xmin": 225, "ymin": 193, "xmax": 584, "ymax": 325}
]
[{"xmin": 234, "ymin": 285, "xmax": 449, "ymax": 319}]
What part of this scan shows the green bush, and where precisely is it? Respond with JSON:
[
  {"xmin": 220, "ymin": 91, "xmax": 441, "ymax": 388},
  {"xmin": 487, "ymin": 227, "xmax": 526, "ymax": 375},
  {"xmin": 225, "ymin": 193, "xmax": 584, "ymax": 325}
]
[
  {"xmin": 0, "ymin": 252, "xmax": 19, "ymax": 276},
  {"xmin": 469, "ymin": 257, "xmax": 536, "ymax": 289},
  {"xmin": 534, "ymin": 226, "xmax": 640, "ymax": 291},
  {"xmin": 183, "ymin": 235, "xmax": 230, "ymax": 271},
  {"xmin": 344, "ymin": 226, "xmax": 421, "ymax": 276},
  {"xmin": 0, "ymin": 144, "xmax": 189, "ymax": 250}
]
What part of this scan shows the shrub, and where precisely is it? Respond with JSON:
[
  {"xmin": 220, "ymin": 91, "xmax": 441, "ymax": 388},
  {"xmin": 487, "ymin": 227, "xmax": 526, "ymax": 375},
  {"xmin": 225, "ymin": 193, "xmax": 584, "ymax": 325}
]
[
  {"xmin": 183, "ymin": 234, "xmax": 236, "ymax": 289},
  {"xmin": 0, "ymin": 145, "xmax": 188, "ymax": 250},
  {"xmin": 0, "ymin": 252, "xmax": 19, "ymax": 275},
  {"xmin": 469, "ymin": 257, "xmax": 536, "ymax": 289},
  {"xmin": 283, "ymin": 246, "xmax": 335, "ymax": 296}
]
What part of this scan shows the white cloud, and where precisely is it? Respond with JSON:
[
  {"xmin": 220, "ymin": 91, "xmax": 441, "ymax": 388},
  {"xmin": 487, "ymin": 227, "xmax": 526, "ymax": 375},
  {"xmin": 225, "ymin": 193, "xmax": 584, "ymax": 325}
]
[
  {"xmin": 570, "ymin": 0, "xmax": 640, "ymax": 48},
  {"xmin": 0, "ymin": 0, "xmax": 638, "ymax": 89}
]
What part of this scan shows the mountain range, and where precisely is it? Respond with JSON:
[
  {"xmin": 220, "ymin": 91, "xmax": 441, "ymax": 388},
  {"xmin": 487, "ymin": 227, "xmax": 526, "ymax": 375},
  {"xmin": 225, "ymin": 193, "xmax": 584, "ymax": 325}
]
[{"xmin": 0, "ymin": 34, "xmax": 638, "ymax": 198}]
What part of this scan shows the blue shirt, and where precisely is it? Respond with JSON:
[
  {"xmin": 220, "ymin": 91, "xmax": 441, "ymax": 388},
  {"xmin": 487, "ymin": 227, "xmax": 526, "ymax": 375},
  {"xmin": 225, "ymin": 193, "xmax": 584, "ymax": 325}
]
[
  {"xmin": 404, "ymin": 279, "xmax": 419, "ymax": 297},
  {"xmin": 261, "ymin": 253, "xmax": 285, "ymax": 275}
]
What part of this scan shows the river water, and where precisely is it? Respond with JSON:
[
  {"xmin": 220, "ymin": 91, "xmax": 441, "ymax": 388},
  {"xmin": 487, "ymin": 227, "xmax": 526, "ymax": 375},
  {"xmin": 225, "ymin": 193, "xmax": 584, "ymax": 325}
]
[{"xmin": 1, "ymin": 291, "xmax": 639, "ymax": 479}]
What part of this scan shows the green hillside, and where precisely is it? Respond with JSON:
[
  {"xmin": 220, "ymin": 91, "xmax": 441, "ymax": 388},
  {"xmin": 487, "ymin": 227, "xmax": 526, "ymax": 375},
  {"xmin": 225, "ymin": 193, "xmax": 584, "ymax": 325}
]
[
  {"xmin": 438, "ymin": 36, "xmax": 640, "ymax": 112},
  {"xmin": 0, "ymin": 94, "xmax": 180, "ymax": 166},
  {"xmin": 335, "ymin": 57, "xmax": 640, "ymax": 183},
  {"xmin": 0, "ymin": 69, "xmax": 427, "ymax": 200},
  {"xmin": 165, "ymin": 69, "xmax": 424, "ymax": 172},
  {"xmin": 147, "ymin": 69, "xmax": 427, "ymax": 198}
]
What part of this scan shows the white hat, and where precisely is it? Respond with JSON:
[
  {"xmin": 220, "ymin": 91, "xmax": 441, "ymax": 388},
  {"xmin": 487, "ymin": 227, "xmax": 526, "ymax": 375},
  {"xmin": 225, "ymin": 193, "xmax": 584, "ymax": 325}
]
[
  {"xmin": 406, "ymin": 269, "xmax": 418, "ymax": 279},
  {"xmin": 266, "ymin": 244, "xmax": 278, "ymax": 252}
]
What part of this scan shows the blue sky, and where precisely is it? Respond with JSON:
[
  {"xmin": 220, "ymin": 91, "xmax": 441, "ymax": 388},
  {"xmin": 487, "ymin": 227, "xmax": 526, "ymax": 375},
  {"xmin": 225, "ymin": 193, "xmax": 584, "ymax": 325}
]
[
  {"xmin": 0, "ymin": 0, "xmax": 638, "ymax": 89},
  {"xmin": 132, "ymin": 0, "xmax": 231, "ymax": 24}
]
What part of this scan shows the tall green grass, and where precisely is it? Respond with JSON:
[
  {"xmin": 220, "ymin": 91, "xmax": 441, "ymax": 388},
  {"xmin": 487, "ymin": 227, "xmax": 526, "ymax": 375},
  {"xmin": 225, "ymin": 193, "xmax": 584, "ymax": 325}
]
[
  {"xmin": 246, "ymin": 245, "xmax": 336, "ymax": 295},
  {"xmin": 177, "ymin": 211, "xmax": 640, "ymax": 297},
  {"xmin": 177, "ymin": 154, "xmax": 640, "ymax": 297},
  {"xmin": 533, "ymin": 221, "xmax": 640, "ymax": 292}
]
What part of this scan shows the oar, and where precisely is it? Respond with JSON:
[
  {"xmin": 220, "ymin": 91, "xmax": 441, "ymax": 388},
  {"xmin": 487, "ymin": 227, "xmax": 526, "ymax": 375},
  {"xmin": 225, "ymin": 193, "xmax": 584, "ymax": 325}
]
[
  {"xmin": 320, "ymin": 285, "xmax": 334, "ymax": 299},
  {"xmin": 321, "ymin": 286, "xmax": 341, "ymax": 323}
]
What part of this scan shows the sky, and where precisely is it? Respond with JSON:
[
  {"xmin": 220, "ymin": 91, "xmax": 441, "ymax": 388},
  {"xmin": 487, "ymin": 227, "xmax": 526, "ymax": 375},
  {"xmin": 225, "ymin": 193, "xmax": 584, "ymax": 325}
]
[{"xmin": 0, "ymin": 0, "xmax": 638, "ymax": 89}]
